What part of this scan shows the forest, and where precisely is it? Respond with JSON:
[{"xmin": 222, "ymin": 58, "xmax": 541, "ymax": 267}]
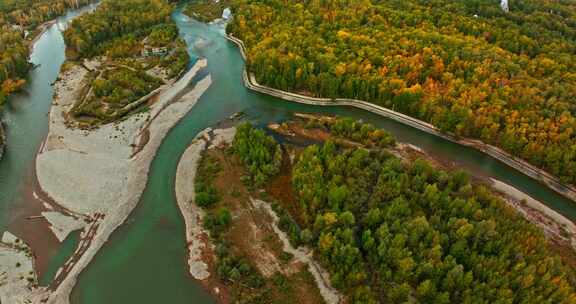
[
  {"xmin": 0, "ymin": 0, "xmax": 94, "ymax": 27},
  {"xmin": 227, "ymin": 0, "xmax": 576, "ymax": 185},
  {"xmin": 0, "ymin": 29, "xmax": 28, "ymax": 109},
  {"xmin": 64, "ymin": 0, "xmax": 175, "ymax": 58},
  {"xmin": 228, "ymin": 119, "xmax": 576, "ymax": 303},
  {"xmin": 232, "ymin": 122, "xmax": 282, "ymax": 187}
]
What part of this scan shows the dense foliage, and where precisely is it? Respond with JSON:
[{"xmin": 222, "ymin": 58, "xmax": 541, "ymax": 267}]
[
  {"xmin": 64, "ymin": 0, "xmax": 174, "ymax": 58},
  {"xmin": 0, "ymin": 0, "xmax": 93, "ymax": 27},
  {"xmin": 288, "ymin": 134, "xmax": 576, "ymax": 302},
  {"xmin": 327, "ymin": 117, "xmax": 396, "ymax": 148},
  {"xmin": 195, "ymin": 153, "xmax": 221, "ymax": 207},
  {"xmin": 228, "ymin": 0, "xmax": 576, "ymax": 184},
  {"xmin": 0, "ymin": 29, "xmax": 28, "ymax": 108},
  {"xmin": 232, "ymin": 123, "xmax": 282, "ymax": 187}
]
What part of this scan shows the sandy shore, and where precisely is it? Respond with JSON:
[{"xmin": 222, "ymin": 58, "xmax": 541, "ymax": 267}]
[
  {"xmin": 7, "ymin": 170, "xmax": 61, "ymax": 279},
  {"xmin": 226, "ymin": 34, "xmax": 576, "ymax": 203},
  {"xmin": 175, "ymin": 129, "xmax": 211, "ymax": 281},
  {"xmin": 0, "ymin": 232, "xmax": 38, "ymax": 302},
  {"xmin": 175, "ymin": 127, "xmax": 237, "ymax": 282},
  {"xmin": 0, "ymin": 57, "xmax": 211, "ymax": 303}
]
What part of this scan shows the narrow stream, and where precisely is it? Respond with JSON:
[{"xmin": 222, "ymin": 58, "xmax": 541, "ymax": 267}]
[{"xmin": 0, "ymin": 6, "xmax": 575, "ymax": 304}]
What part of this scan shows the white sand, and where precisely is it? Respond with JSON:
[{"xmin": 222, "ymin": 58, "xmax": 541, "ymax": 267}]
[
  {"xmin": 1, "ymin": 59, "xmax": 211, "ymax": 304},
  {"xmin": 42, "ymin": 212, "xmax": 86, "ymax": 242},
  {"xmin": 0, "ymin": 232, "xmax": 37, "ymax": 303},
  {"xmin": 175, "ymin": 130, "xmax": 211, "ymax": 280}
]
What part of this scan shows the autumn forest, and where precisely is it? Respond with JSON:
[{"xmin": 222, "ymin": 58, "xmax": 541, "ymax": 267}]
[{"xmin": 228, "ymin": 0, "xmax": 576, "ymax": 185}]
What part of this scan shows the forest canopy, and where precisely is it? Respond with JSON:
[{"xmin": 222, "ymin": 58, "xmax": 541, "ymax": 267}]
[
  {"xmin": 231, "ymin": 119, "xmax": 576, "ymax": 303},
  {"xmin": 227, "ymin": 0, "xmax": 576, "ymax": 185},
  {"xmin": 0, "ymin": 0, "xmax": 94, "ymax": 27},
  {"xmin": 64, "ymin": 0, "xmax": 175, "ymax": 58}
]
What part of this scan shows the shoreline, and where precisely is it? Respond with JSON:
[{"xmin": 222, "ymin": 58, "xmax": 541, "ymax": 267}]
[
  {"xmin": 0, "ymin": 57, "xmax": 211, "ymax": 304},
  {"xmin": 27, "ymin": 2, "xmax": 100, "ymax": 54},
  {"xmin": 28, "ymin": 19, "xmax": 57, "ymax": 53},
  {"xmin": 174, "ymin": 127, "xmax": 235, "ymax": 303},
  {"xmin": 401, "ymin": 141, "xmax": 576, "ymax": 250},
  {"xmin": 225, "ymin": 34, "xmax": 576, "ymax": 204},
  {"xmin": 6, "ymin": 161, "xmax": 62, "ymax": 280},
  {"xmin": 490, "ymin": 178, "xmax": 576, "ymax": 250}
]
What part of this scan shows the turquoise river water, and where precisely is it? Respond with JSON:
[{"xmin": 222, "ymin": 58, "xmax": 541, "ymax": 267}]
[{"xmin": 0, "ymin": 6, "xmax": 574, "ymax": 304}]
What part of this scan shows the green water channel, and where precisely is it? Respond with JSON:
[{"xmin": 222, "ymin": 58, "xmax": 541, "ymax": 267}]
[
  {"xmin": 1, "ymin": 6, "xmax": 575, "ymax": 304},
  {"xmin": 0, "ymin": 4, "xmax": 98, "ymax": 230}
]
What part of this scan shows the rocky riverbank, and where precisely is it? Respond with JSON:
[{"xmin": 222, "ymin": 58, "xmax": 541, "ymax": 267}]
[
  {"xmin": 176, "ymin": 127, "xmax": 238, "ymax": 279},
  {"xmin": 0, "ymin": 58, "xmax": 211, "ymax": 304},
  {"xmin": 175, "ymin": 127, "xmax": 236, "ymax": 302},
  {"xmin": 226, "ymin": 34, "xmax": 576, "ymax": 204}
]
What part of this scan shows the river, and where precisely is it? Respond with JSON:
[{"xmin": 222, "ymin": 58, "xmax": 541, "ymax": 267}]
[
  {"xmin": 0, "ymin": 6, "xmax": 574, "ymax": 304},
  {"xmin": 0, "ymin": 3, "xmax": 99, "ymax": 278}
]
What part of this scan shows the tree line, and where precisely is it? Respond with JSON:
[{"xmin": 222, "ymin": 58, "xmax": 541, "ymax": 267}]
[
  {"xmin": 0, "ymin": 0, "xmax": 94, "ymax": 27},
  {"xmin": 293, "ymin": 140, "xmax": 576, "ymax": 303},
  {"xmin": 227, "ymin": 0, "xmax": 576, "ymax": 185},
  {"xmin": 64, "ymin": 0, "xmax": 177, "ymax": 58},
  {"xmin": 184, "ymin": 0, "xmax": 230, "ymax": 23}
]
